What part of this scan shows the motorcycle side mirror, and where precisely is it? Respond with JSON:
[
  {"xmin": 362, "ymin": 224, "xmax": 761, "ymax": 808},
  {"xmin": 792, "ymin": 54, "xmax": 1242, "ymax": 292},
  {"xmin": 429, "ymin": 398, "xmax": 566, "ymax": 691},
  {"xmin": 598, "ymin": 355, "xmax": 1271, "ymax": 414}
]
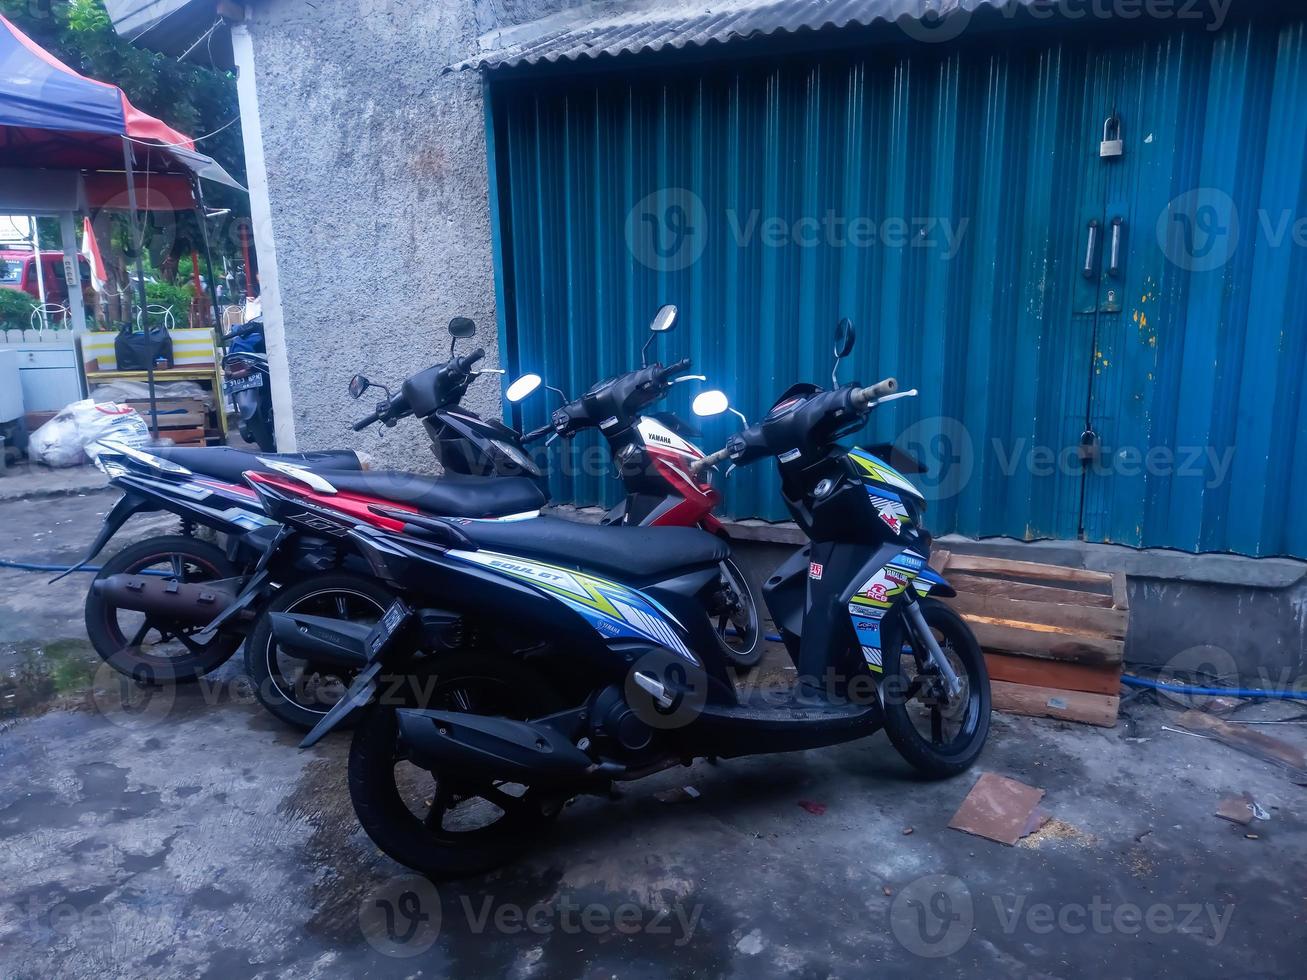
[
  {"xmin": 650, "ymin": 304, "xmax": 678, "ymax": 333},
  {"xmin": 348, "ymin": 374, "xmax": 371, "ymax": 399},
  {"xmin": 832, "ymin": 317, "xmax": 856, "ymax": 385},
  {"xmin": 642, "ymin": 304, "xmax": 678, "ymax": 366},
  {"xmin": 448, "ymin": 316, "xmax": 476, "ymax": 339},
  {"xmin": 834, "ymin": 317, "xmax": 856, "ymax": 359},
  {"xmin": 692, "ymin": 390, "xmax": 729, "ymax": 417},
  {"xmin": 505, "ymin": 373, "xmax": 542, "ymax": 403}
]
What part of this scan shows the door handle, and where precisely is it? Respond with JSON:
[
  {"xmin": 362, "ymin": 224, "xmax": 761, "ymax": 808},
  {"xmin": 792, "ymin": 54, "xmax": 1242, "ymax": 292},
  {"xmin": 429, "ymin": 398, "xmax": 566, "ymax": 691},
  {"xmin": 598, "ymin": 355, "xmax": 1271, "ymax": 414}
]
[
  {"xmin": 1082, "ymin": 219, "xmax": 1100, "ymax": 279},
  {"xmin": 1108, "ymin": 217, "xmax": 1124, "ymax": 277}
]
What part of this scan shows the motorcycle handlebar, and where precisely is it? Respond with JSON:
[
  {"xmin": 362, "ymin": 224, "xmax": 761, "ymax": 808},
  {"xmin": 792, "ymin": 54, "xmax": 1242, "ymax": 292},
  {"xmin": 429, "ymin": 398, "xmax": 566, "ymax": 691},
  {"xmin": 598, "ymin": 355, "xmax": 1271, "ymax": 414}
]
[
  {"xmin": 352, "ymin": 409, "xmax": 383, "ymax": 431},
  {"xmin": 690, "ymin": 447, "xmax": 731, "ymax": 474},
  {"xmin": 657, "ymin": 357, "xmax": 693, "ymax": 382},
  {"xmin": 456, "ymin": 347, "xmax": 486, "ymax": 373},
  {"xmin": 521, "ymin": 423, "xmax": 554, "ymax": 444},
  {"xmin": 851, "ymin": 377, "xmax": 897, "ymax": 409}
]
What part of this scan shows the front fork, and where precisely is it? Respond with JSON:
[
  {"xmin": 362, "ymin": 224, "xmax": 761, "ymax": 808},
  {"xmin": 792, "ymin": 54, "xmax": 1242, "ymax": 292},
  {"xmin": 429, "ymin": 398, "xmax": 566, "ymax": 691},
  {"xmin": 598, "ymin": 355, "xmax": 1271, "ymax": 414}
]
[{"xmin": 902, "ymin": 592, "xmax": 963, "ymax": 701}]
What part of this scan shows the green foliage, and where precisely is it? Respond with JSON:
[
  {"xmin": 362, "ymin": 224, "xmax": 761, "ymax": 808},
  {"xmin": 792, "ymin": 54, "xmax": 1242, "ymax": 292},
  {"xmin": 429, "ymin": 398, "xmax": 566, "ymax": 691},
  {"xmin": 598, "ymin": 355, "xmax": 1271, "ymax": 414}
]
[
  {"xmin": 0, "ymin": 288, "xmax": 36, "ymax": 330},
  {"xmin": 145, "ymin": 279, "xmax": 195, "ymax": 319}
]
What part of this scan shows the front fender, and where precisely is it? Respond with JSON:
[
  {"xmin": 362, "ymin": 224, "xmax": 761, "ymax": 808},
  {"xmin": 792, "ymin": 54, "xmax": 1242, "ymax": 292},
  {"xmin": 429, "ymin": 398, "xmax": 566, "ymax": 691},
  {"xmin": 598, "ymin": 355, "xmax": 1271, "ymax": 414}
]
[{"xmin": 913, "ymin": 566, "xmax": 956, "ymax": 599}]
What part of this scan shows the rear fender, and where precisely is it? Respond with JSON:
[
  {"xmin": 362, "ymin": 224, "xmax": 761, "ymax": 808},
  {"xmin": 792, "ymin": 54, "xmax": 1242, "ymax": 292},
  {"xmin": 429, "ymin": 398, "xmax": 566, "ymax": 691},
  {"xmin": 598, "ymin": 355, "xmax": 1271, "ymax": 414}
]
[
  {"xmin": 49, "ymin": 491, "xmax": 155, "ymax": 582},
  {"xmin": 232, "ymin": 388, "xmax": 262, "ymax": 421}
]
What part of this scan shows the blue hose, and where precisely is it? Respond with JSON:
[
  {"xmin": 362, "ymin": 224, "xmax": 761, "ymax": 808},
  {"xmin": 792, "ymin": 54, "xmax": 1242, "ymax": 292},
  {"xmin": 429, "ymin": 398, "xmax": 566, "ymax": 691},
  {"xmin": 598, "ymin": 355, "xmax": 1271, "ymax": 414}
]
[
  {"xmin": 0, "ymin": 559, "xmax": 103, "ymax": 573},
  {"xmin": 1122, "ymin": 673, "xmax": 1307, "ymax": 702}
]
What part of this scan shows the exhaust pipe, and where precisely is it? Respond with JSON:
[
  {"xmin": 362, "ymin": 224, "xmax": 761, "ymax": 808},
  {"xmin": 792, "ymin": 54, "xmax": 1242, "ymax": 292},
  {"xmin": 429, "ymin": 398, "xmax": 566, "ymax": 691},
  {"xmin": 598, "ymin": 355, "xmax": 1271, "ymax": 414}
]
[
  {"xmin": 91, "ymin": 574, "xmax": 235, "ymax": 624},
  {"xmin": 267, "ymin": 611, "xmax": 372, "ymax": 670},
  {"xmin": 396, "ymin": 709, "xmax": 596, "ymax": 786}
]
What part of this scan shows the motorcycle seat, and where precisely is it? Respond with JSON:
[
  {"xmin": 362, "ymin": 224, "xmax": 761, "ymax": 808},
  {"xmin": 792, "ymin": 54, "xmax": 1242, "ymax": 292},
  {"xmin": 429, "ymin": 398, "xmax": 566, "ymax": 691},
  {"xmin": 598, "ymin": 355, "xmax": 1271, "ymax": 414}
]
[
  {"xmin": 328, "ymin": 471, "xmax": 546, "ymax": 519},
  {"xmin": 153, "ymin": 446, "xmax": 363, "ymax": 484},
  {"xmin": 453, "ymin": 515, "xmax": 729, "ymax": 579}
]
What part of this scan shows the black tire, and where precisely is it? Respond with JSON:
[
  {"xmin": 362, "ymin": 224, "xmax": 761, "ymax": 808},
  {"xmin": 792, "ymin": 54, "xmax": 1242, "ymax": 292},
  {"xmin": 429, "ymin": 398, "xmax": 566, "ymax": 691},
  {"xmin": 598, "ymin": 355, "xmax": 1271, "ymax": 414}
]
[
  {"xmin": 348, "ymin": 652, "xmax": 567, "ymax": 878},
  {"xmin": 245, "ymin": 571, "xmax": 396, "ymax": 731},
  {"xmin": 84, "ymin": 535, "xmax": 242, "ymax": 683},
  {"xmin": 708, "ymin": 558, "xmax": 763, "ymax": 671},
  {"xmin": 879, "ymin": 598, "xmax": 990, "ymax": 778},
  {"xmin": 242, "ymin": 412, "xmax": 275, "ymax": 452}
]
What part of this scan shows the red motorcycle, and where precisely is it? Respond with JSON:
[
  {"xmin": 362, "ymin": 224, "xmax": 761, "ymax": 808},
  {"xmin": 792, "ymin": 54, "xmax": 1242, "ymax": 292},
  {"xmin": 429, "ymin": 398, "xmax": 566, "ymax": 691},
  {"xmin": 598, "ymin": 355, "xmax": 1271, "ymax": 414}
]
[{"xmin": 518, "ymin": 304, "xmax": 761, "ymax": 667}]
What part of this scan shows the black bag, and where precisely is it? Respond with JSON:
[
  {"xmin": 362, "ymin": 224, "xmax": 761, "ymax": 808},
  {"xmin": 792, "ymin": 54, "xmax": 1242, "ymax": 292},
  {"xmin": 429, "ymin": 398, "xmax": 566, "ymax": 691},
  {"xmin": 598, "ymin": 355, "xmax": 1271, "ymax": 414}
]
[{"xmin": 114, "ymin": 324, "xmax": 173, "ymax": 371}]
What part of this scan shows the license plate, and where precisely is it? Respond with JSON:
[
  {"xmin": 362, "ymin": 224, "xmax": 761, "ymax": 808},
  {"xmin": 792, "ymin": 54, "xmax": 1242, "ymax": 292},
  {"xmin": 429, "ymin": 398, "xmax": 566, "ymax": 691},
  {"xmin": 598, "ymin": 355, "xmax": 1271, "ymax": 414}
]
[
  {"xmin": 366, "ymin": 599, "xmax": 412, "ymax": 658},
  {"xmin": 225, "ymin": 373, "xmax": 264, "ymax": 394}
]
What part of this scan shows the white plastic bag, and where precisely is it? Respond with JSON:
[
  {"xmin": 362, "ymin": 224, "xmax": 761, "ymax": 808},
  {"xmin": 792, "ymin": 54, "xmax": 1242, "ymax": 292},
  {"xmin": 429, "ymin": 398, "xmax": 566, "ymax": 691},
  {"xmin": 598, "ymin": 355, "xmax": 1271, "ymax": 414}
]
[{"xmin": 27, "ymin": 399, "xmax": 151, "ymax": 467}]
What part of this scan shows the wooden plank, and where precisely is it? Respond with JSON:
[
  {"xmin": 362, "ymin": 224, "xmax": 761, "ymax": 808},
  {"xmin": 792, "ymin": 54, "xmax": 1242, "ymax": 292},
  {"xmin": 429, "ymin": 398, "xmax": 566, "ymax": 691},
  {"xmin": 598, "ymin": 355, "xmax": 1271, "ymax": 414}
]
[
  {"xmin": 929, "ymin": 549, "xmax": 952, "ymax": 574},
  {"xmin": 155, "ymin": 426, "xmax": 206, "ymax": 445},
  {"xmin": 949, "ymin": 573, "xmax": 1115, "ymax": 608},
  {"xmin": 984, "ymin": 654, "xmax": 1122, "ymax": 696},
  {"xmin": 950, "ymin": 592, "xmax": 1127, "ymax": 639},
  {"xmin": 1112, "ymin": 571, "xmax": 1129, "ymax": 611},
  {"xmin": 991, "ymin": 680, "xmax": 1119, "ymax": 727},
  {"xmin": 969, "ymin": 620, "xmax": 1123, "ymax": 665},
  {"xmin": 1177, "ymin": 710, "xmax": 1307, "ymax": 783},
  {"xmin": 945, "ymin": 553, "xmax": 1114, "ymax": 585}
]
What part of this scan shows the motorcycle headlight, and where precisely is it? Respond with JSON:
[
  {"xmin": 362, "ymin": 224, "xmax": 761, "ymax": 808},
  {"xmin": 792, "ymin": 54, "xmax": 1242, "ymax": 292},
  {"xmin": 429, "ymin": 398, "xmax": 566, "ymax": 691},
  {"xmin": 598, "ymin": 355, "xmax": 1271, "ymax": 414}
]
[{"xmin": 491, "ymin": 439, "xmax": 533, "ymax": 470}]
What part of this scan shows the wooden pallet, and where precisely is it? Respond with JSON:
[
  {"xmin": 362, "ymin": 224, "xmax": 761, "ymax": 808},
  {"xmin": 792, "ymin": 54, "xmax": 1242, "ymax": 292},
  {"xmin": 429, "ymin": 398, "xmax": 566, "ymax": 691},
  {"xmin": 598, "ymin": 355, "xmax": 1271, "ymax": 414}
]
[{"xmin": 930, "ymin": 551, "xmax": 1128, "ymax": 727}]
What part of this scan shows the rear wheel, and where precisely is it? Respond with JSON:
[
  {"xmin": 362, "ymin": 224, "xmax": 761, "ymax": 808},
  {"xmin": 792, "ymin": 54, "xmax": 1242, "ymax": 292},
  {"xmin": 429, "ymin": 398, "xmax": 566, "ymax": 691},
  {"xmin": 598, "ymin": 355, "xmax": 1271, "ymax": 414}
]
[
  {"xmin": 245, "ymin": 572, "xmax": 394, "ymax": 730},
  {"xmin": 241, "ymin": 411, "xmax": 275, "ymax": 452},
  {"xmin": 879, "ymin": 598, "xmax": 990, "ymax": 778},
  {"xmin": 348, "ymin": 652, "xmax": 567, "ymax": 878},
  {"xmin": 84, "ymin": 535, "xmax": 242, "ymax": 683}
]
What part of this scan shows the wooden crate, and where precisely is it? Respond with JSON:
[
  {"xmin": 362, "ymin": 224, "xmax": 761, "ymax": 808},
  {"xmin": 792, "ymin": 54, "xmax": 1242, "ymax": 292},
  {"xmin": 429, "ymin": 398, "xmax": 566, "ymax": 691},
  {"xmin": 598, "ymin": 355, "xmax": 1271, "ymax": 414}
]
[
  {"xmin": 930, "ymin": 551, "xmax": 1128, "ymax": 727},
  {"xmin": 126, "ymin": 399, "xmax": 209, "ymax": 447}
]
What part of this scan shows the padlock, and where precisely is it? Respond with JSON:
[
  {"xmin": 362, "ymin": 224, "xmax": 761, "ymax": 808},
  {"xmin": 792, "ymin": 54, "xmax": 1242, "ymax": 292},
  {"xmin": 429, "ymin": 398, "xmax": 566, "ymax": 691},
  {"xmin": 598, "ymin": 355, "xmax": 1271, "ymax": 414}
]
[
  {"xmin": 1078, "ymin": 428, "xmax": 1101, "ymax": 463},
  {"xmin": 1100, "ymin": 115, "xmax": 1124, "ymax": 159}
]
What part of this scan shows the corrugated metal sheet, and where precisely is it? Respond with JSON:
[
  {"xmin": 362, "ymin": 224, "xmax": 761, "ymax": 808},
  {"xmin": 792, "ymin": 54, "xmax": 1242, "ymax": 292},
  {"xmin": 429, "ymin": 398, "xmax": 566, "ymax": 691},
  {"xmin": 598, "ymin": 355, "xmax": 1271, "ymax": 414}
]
[
  {"xmin": 451, "ymin": 0, "xmax": 1020, "ymax": 73},
  {"xmin": 489, "ymin": 15, "xmax": 1307, "ymax": 557}
]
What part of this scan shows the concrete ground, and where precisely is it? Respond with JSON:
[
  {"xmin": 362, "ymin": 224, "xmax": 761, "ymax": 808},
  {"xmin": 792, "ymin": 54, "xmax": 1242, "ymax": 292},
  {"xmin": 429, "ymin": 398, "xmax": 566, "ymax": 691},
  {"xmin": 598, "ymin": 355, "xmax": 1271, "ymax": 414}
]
[{"xmin": 1, "ymin": 491, "xmax": 1305, "ymax": 978}]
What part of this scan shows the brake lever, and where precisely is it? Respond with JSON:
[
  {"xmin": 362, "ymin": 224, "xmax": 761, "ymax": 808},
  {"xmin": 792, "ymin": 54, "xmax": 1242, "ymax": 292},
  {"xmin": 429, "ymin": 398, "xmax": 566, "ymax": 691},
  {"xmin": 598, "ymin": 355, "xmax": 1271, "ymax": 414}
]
[
  {"xmin": 546, "ymin": 433, "xmax": 560, "ymax": 446},
  {"xmin": 870, "ymin": 388, "xmax": 919, "ymax": 407},
  {"xmin": 670, "ymin": 374, "xmax": 707, "ymax": 385}
]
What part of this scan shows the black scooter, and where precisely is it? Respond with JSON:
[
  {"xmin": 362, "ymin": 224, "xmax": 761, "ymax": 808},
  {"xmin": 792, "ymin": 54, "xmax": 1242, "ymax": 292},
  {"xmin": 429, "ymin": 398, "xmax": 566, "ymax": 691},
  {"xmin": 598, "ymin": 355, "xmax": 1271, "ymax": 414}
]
[
  {"xmin": 222, "ymin": 318, "xmax": 275, "ymax": 451},
  {"xmin": 270, "ymin": 320, "xmax": 991, "ymax": 878}
]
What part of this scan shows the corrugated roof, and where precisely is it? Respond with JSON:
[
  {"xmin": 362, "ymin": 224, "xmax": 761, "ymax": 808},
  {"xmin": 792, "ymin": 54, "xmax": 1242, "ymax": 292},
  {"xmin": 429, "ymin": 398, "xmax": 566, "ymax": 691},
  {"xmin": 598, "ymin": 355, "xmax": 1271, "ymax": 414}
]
[{"xmin": 447, "ymin": 0, "xmax": 1026, "ymax": 73}]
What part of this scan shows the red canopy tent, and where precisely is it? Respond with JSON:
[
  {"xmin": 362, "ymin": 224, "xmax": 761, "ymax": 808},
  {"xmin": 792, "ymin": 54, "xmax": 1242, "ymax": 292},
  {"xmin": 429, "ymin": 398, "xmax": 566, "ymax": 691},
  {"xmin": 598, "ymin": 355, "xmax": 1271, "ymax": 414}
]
[{"xmin": 1, "ymin": 11, "xmax": 242, "ymax": 426}]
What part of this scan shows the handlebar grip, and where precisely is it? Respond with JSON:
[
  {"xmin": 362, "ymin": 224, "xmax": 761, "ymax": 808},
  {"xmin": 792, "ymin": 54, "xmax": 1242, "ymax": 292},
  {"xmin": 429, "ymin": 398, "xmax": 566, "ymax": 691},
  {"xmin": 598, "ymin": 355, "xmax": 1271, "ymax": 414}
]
[
  {"xmin": 852, "ymin": 377, "xmax": 898, "ymax": 409},
  {"xmin": 458, "ymin": 347, "xmax": 486, "ymax": 372},
  {"xmin": 521, "ymin": 424, "xmax": 554, "ymax": 445},
  {"xmin": 659, "ymin": 357, "xmax": 693, "ymax": 380},
  {"xmin": 690, "ymin": 447, "xmax": 731, "ymax": 474},
  {"xmin": 353, "ymin": 410, "xmax": 383, "ymax": 431}
]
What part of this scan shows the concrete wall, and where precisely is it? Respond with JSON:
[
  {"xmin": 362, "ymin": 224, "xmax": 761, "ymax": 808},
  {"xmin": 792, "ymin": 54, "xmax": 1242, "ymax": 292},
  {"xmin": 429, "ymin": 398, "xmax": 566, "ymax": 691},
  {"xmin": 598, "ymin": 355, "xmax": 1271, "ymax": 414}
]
[{"xmin": 242, "ymin": 0, "xmax": 571, "ymax": 468}]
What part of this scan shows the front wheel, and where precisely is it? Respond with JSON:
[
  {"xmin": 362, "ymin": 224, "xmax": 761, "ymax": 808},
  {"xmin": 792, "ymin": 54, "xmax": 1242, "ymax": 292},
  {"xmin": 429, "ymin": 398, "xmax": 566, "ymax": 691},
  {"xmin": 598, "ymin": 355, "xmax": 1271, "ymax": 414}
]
[
  {"xmin": 879, "ymin": 598, "xmax": 990, "ymax": 778},
  {"xmin": 245, "ymin": 571, "xmax": 395, "ymax": 731},
  {"xmin": 706, "ymin": 558, "xmax": 762, "ymax": 671}
]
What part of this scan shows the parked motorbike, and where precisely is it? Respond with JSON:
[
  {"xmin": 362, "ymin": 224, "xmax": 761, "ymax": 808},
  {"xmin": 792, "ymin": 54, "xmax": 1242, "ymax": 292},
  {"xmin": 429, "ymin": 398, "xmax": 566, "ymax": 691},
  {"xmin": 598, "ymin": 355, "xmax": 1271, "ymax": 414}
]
[
  {"xmin": 223, "ymin": 318, "xmax": 275, "ymax": 451},
  {"xmin": 518, "ymin": 303, "xmax": 761, "ymax": 667},
  {"xmin": 76, "ymin": 318, "xmax": 545, "ymax": 703},
  {"xmin": 270, "ymin": 320, "xmax": 990, "ymax": 878}
]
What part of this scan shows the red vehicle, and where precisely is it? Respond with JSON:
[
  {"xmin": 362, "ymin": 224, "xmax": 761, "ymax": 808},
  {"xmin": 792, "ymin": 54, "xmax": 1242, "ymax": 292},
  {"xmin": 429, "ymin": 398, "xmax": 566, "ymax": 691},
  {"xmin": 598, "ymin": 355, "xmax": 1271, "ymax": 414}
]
[{"xmin": 0, "ymin": 249, "xmax": 90, "ymax": 307}]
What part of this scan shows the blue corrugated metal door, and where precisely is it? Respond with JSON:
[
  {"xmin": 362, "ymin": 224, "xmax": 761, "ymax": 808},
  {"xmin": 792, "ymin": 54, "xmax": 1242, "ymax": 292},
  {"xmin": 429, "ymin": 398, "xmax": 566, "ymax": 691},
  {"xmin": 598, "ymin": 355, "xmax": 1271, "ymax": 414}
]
[{"xmin": 487, "ymin": 17, "xmax": 1307, "ymax": 557}]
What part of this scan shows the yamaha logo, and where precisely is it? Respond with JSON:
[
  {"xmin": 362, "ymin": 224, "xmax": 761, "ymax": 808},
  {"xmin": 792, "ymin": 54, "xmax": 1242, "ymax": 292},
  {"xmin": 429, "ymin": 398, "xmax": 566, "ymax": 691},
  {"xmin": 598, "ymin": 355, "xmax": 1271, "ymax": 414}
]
[{"xmin": 646, "ymin": 431, "xmax": 674, "ymax": 445}]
